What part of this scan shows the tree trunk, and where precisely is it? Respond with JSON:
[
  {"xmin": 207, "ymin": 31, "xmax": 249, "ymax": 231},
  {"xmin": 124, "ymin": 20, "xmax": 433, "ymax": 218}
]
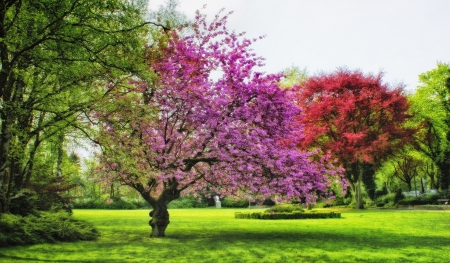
[
  {"xmin": 0, "ymin": 110, "xmax": 13, "ymax": 214},
  {"xmin": 406, "ymin": 180, "xmax": 412, "ymax": 192},
  {"xmin": 438, "ymin": 151, "xmax": 450, "ymax": 190},
  {"xmin": 345, "ymin": 162, "xmax": 364, "ymax": 209},
  {"xmin": 420, "ymin": 178, "xmax": 425, "ymax": 194},
  {"xmin": 361, "ymin": 163, "xmax": 376, "ymax": 200},
  {"xmin": 134, "ymin": 180, "xmax": 181, "ymax": 238},
  {"xmin": 149, "ymin": 202, "xmax": 170, "ymax": 237},
  {"xmin": 355, "ymin": 166, "xmax": 364, "ymax": 209}
]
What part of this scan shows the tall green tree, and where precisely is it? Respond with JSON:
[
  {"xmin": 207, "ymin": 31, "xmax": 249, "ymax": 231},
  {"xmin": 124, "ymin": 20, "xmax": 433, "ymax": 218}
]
[
  {"xmin": 409, "ymin": 62, "xmax": 450, "ymax": 191},
  {"xmin": 392, "ymin": 151, "xmax": 423, "ymax": 192},
  {"xmin": 0, "ymin": 0, "xmax": 157, "ymax": 214}
]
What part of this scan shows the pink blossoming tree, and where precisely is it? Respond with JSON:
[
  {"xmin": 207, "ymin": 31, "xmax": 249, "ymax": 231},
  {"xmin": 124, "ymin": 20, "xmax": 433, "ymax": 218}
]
[{"xmin": 94, "ymin": 9, "xmax": 344, "ymax": 237}]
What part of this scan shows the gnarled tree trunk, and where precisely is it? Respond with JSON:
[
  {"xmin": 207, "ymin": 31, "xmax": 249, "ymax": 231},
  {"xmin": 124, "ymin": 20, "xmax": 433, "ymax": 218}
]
[
  {"xmin": 149, "ymin": 202, "xmax": 170, "ymax": 237},
  {"xmin": 136, "ymin": 180, "xmax": 181, "ymax": 238}
]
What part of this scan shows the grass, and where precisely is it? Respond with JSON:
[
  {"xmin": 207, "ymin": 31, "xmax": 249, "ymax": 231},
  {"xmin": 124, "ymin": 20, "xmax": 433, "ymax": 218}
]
[{"xmin": 0, "ymin": 208, "xmax": 449, "ymax": 262}]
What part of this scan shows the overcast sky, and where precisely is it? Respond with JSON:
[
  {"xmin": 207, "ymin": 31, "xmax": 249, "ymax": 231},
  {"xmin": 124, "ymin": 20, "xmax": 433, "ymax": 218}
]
[{"xmin": 148, "ymin": 0, "xmax": 450, "ymax": 93}]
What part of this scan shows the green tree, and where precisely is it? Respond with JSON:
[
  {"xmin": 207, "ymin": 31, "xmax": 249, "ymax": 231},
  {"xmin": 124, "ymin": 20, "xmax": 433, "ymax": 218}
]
[
  {"xmin": 409, "ymin": 62, "xmax": 450, "ymax": 190},
  {"xmin": 279, "ymin": 66, "xmax": 308, "ymax": 88},
  {"xmin": 0, "ymin": 0, "xmax": 156, "ymax": 214},
  {"xmin": 392, "ymin": 151, "xmax": 423, "ymax": 192}
]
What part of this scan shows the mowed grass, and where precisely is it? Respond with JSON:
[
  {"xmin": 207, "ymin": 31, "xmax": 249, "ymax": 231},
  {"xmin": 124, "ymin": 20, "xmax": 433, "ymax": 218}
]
[{"xmin": 0, "ymin": 208, "xmax": 449, "ymax": 263}]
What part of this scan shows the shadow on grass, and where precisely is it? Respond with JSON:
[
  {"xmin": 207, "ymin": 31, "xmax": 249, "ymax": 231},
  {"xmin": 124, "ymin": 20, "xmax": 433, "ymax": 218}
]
[
  {"xmin": 170, "ymin": 229, "xmax": 450, "ymax": 250},
  {"xmin": 0, "ymin": 254, "xmax": 107, "ymax": 263},
  {"xmin": 1, "ymin": 228, "xmax": 448, "ymax": 263}
]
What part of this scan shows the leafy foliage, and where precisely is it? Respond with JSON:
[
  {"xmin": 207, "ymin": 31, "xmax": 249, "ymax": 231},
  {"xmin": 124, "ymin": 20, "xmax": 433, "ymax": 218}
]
[
  {"xmin": 409, "ymin": 62, "xmax": 450, "ymax": 190},
  {"xmin": 0, "ymin": 0, "xmax": 153, "ymax": 214},
  {"xmin": 297, "ymin": 68, "xmax": 413, "ymax": 163},
  {"xmin": 167, "ymin": 197, "xmax": 208, "ymax": 209},
  {"xmin": 71, "ymin": 199, "xmax": 150, "ymax": 210},
  {"xmin": 0, "ymin": 211, "xmax": 99, "ymax": 246},
  {"xmin": 96, "ymin": 9, "xmax": 343, "ymax": 205},
  {"xmin": 265, "ymin": 204, "xmax": 305, "ymax": 213},
  {"xmin": 295, "ymin": 68, "xmax": 414, "ymax": 208},
  {"xmin": 94, "ymin": 7, "xmax": 344, "ymax": 237},
  {"xmin": 235, "ymin": 211, "xmax": 341, "ymax": 219}
]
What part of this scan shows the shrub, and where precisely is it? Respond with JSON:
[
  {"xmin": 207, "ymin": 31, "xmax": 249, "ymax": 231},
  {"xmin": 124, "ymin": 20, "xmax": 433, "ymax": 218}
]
[
  {"xmin": 235, "ymin": 211, "xmax": 341, "ymax": 220},
  {"xmin": 394, "ymin": 189, "xmax": 404, "ymax": 204},
  {"xmin": 437, "ymin": 189, "xmax": 450, "ymax": 199},
  {"xmin": 8, "ymin": 190, "xmax": 39, "ymax": 216},
  {"xmin": 71, "ymin": 199, "xmax": 150, "ymax": 209},
  {"xmin": 171, "ymin": 197, "xmax": 208, "ymax": 208},
  {"xmin": 374, "ymin": 193, "xmax": 397, "ymax": 208},
  {"xmin": 397, "ymin": 194, "xmax": 440, "ymax": 205},
  {"xmin": 107, "ymin": 200, "xmax": 137, "ymax": 209},
  {"xmin": 71, "ymin": 200, "xmax": 107, "ymax": 209},
  {"xmin": 265, "ymin": 204, "xmax": 304, "ymax": 213},
  {"xmin": 221, "ymin": 197, "xmax": 249, "ymax": 208},
  {"xmin": 0, "ymin": 211, "xmax": 99, "ymax": 246},
  {"xmin": 131, "ymin": 200, "xmax": 152, "ymax": 209}
]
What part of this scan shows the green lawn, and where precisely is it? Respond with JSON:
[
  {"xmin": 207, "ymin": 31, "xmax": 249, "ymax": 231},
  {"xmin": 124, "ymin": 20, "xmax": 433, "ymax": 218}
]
[{"xmin": 0, "ymin": 208, "xmax": 449, "ymax": 262}]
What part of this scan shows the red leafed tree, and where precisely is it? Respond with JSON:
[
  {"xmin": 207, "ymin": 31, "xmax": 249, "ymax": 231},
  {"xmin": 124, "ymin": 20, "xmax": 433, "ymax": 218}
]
[
  {"xmin": 92, "ymin": 9, "xmax": 344, "ymax": 237},
  {"xmin": 296, "ymin": 69, "xmax": 414, "ymax": 209}
]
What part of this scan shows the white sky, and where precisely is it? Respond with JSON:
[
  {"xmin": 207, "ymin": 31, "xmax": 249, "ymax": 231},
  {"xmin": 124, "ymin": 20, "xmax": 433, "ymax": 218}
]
[{"xmin": 148, "ymin": 0, "xmax": 450, "ymax": 93}]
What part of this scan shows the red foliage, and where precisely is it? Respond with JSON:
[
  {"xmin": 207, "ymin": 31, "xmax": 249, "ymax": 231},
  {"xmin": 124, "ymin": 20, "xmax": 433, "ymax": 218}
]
[{"xmin": 296, "ymin": 68, "xmax": 414, "ymax": 164}]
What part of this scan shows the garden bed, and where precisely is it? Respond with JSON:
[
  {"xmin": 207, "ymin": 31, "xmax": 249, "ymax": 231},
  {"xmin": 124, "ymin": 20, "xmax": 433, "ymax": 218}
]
[{"xmin": 235, "ymin": 211, "xmax": 341, "ymax": 219}]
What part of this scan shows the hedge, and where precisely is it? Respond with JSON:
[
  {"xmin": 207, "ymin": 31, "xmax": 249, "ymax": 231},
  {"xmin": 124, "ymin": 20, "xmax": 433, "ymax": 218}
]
[
  {"xmin": 417, "ymin": 205, "xmax": 450, "ymax": 210},
  {"xmin": 235, "ymin": 211, "xmax": 341, "ymax": 220}
]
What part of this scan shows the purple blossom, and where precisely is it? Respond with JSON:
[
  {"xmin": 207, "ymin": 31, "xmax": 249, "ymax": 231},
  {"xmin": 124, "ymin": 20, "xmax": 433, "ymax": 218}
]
[{"xmin": 93, "ymin": 9, "xmax": 344, "ymax": 205}]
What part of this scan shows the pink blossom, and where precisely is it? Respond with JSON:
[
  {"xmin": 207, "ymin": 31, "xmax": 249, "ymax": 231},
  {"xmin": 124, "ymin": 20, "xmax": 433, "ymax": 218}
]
[{"xmin": 93, "ymin": 8, "xmax": 345, "ymax": 206}]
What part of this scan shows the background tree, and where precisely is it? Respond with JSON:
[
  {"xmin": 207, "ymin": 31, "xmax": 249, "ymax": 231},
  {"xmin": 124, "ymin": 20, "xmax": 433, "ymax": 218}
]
[
  {"xmin": 392, "ymin": 152, "xmax": 423, "ymax": 193},
  {"xmin": 295, "ymin": 69, "xmax": 414, "ymax": 209},
  {"xmin": 0, "ymin": 0, "xmax": 157, "ymax": 214},
  {"xmin": 279, "ymin": 66, "xmax": 308, "ymax": 89},
  {"xmin": 409, "ymin": 62, "xmax": 450, "ymax": 191},
  {"xmin": 361, "ymin": 163, "xmax": 377, "ymax": 201},
  {"xmin": 94, "ymin": 9, "xmax": 344, "ymax": 237},
  {"xmin": 423, "ymin": 160, "xmax": 439, "ymax": 190}
]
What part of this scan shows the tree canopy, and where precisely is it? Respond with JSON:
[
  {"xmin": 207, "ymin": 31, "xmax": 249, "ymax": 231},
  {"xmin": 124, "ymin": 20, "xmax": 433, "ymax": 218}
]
[
  {"xmin": 94, "ymin": 9, "xmax": 344, "ymax": 237},
  {"xmin": 0, "ymin": 0, "xmax": 152, "ymax": 214},
  {"xmin": 409, "ymin": 62, "xmax": 450, "ymax": 190},
  {"xmin": 295, "ymin": 68, "xmax": 414, "ymax": 208}
]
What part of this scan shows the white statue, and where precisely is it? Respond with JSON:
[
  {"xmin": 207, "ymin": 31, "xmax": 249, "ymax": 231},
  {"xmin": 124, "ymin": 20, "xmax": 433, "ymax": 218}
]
[{"xmin": 214, "ymin": 195, "xmax": 221, "ymax": 208}]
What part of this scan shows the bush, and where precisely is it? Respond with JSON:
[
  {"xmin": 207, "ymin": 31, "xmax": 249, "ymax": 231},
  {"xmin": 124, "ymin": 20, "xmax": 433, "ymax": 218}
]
[
  {"xmin": 131, "ymin": 200, "xmax": 152, "ymax": 209},
  {"xmin": 394, "ymin": 189, "xmax": 404, "ymax": 204},
  {"xmin": 265, "ymin": 204, "xmax": 304, "ymax": 213},
  {"xmin": 398, "ymin": 197, "xmax": 426, "ymax": 205},
  {"xmin": 437, "ymin": 189, "xmax": 450, "ymax": 199},
  {"xmin": 8, "ymin": 190, "xmax": 39, "ymax": 216},
  {"xmin": 71, "ymin": 200, "xmax": 107, "ymax": 209},
  {"xmin": 398, "ymin": 194, "xmax": 440, "ymax": 205},
  {"xmin": 374, "ymin": 193, "xmax": 396, "ymax": 208},
  {"xmin": 168, "ymin": 197, "xmax": 208, "ymax": 209},
  {"xmin": 0, "ymin": 211, "xmax": 99, "ymax": 246},
  {"xmin": 71, "ymin": 199, "xmax": 150, "ymax": 209},
  {"xmin": 235, "ymin": 211, "xmax": 341, "ymax": 220},
  {"xmin": 107, "ymin": 200, "xmax": 138, "ymax": 209},
  {"xmin": 221, "ymin": 197, "xmax": 249, "ymax": 208}
]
